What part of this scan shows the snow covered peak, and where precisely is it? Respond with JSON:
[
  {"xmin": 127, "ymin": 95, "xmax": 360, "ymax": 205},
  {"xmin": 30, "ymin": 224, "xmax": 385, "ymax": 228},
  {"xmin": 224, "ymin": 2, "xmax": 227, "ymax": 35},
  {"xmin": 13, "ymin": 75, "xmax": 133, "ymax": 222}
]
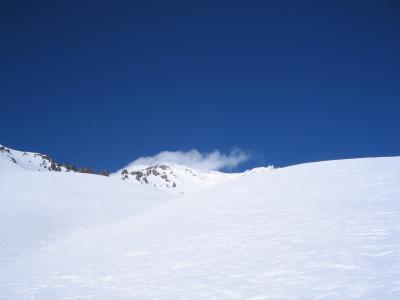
[
  {"xmin": 0, "ymin": 144, "xmax": 112, "ymax": 176},
  {"xmin": 113, "ymin": 162, "xmax": 238, "ymax": 195},
  {"xmin": 0, "ymin": 145, "xmax": 75, "ymax": 173},
  {"xmin": 242, "ymin": 165, "xmax": 275, "ymax": 175}
]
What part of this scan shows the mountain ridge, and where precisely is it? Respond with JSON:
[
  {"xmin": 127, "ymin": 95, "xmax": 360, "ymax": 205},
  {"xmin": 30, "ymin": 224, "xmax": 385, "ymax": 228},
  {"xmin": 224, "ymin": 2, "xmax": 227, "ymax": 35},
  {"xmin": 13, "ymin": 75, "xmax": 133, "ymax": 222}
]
[{"xmin": 0, "ymin": 144, "xmax": 269, "ymax": 195}]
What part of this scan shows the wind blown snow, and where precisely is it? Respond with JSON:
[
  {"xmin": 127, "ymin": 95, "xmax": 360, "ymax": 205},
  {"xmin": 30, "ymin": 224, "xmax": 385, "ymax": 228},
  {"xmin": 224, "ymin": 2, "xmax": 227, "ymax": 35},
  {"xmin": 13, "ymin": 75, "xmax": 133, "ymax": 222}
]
[{"xmin": 124, "ymin": 148, "xmax": 249, "ymax": 171}]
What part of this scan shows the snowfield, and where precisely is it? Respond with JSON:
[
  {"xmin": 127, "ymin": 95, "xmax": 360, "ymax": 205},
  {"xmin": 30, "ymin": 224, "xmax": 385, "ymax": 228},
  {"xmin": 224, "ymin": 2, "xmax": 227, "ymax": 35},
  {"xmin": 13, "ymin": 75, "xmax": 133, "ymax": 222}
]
[{"xmin": 1, "ymin": 148, "xmax": 400, "ymax": 299}]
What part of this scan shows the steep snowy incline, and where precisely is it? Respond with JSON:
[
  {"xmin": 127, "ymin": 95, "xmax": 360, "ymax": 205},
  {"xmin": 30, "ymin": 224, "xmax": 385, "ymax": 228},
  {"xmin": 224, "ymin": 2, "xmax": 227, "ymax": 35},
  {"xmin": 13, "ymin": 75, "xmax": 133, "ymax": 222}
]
[{"xmin": 2, "ymin": 157, "xmax": 400, "ymax": 299}]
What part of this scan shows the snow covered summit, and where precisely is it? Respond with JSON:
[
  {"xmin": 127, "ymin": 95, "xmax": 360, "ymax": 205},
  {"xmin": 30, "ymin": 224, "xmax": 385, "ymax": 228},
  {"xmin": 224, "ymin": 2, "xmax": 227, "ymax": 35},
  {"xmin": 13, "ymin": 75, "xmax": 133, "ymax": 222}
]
[{"xmin": 113, "ymin": 162, "xmax": 238, "ymax": 195}]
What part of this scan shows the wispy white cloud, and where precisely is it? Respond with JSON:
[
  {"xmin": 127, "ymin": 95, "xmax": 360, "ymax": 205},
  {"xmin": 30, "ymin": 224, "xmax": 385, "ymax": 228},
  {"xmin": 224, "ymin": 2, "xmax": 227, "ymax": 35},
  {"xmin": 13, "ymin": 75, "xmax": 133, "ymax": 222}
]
[{"xmin": 125, "ymin": 148, "xmax": 249, "ymax": 171}]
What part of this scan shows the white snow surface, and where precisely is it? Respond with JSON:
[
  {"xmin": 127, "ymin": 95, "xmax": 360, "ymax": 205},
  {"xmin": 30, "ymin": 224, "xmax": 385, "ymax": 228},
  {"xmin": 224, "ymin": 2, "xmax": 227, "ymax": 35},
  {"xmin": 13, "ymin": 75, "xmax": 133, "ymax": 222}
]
[
  {"xmin": 1, "ymin": 150, "xmax": 400, "ymax": 299},
  {"xmin": 0, "ymin": 161, "xmax": 172, "ymax": 267}
]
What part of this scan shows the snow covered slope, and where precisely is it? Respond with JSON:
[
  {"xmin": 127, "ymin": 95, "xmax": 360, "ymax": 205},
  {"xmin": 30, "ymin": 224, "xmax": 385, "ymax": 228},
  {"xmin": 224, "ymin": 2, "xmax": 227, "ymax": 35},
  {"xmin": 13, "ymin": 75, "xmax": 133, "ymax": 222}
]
[
  {"xmin": 114, "ymin": 162, "xmax": 237, "ymax": 195},
  {"xmin": 1, "ymin": 154, "xmax": 400, "ymax": 299},
  {"xmin": 0, "ymin": 144, "xmax": 75, "ymax": 172},
  {"xmin": 0, "ymin": 158, "xmax": 173, "ymax": 267}
]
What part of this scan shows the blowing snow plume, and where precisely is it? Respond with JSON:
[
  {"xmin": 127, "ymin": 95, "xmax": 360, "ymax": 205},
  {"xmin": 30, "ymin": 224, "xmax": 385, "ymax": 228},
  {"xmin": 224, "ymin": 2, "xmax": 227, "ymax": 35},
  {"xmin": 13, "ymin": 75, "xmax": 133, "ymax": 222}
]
[{"xmin": 125, "ymin": 148, "xmax": 249, "ymax": 171}]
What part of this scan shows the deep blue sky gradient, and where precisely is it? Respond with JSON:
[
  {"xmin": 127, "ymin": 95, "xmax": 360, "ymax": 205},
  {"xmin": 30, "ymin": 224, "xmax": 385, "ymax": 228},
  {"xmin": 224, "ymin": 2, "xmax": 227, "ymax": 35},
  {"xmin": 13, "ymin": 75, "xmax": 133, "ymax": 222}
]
[{"xmin": 1, "ymin": 0, "xmax": 399, "ymax": 171}]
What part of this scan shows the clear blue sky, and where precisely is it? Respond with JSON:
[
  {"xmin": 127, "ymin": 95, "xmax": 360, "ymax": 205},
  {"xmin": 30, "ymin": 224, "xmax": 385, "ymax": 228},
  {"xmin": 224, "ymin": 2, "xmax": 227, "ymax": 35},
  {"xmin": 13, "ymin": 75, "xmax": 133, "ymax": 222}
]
[{"xmin": 1, "ymin": 0, "xmax": 399, "ymax": 172}]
